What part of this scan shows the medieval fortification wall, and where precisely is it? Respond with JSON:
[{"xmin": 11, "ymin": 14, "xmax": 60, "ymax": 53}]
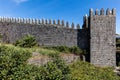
[
  {"xmin": 0, "ymin": 8, "xmax": 116, "ymax": 67},
  {"xmin": 0, "ymin": 16, "xmax": 89, "ymax": 49}
]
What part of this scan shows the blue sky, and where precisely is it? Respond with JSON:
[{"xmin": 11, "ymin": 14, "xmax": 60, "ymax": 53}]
[{"xmin": 0, "ymin": 0, "xmax": 120, "ymax": 34}]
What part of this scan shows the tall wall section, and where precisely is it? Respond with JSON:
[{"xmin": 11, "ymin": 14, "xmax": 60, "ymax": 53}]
[
  {"xmin": 89, "ymin": 8, "xmax": 116, "ymax": 67},
  {"xmin": 0, "ymin": 18, "xmax": 89, "ymax": 49}
]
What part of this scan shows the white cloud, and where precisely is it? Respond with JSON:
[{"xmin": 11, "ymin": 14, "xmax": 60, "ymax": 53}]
[{"xmin": 12, "ymin": 0, "xmax": 28, "ymax": 4}]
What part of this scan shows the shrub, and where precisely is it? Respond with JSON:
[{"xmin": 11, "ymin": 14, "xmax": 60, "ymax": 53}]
[
  {"xmin": 0, "ymin": 45, "xmax": 31, "ymax": 79},
  {"xmin": 0, "ymin": 45, "xmax": 71, "ymax": 80},
  {"xmin": 45, "ymin": 46, "xmax": 69, "ymax": 53},
  {"xmin": 0, "ymin": 44, "xmax": 120, "ymax": 80},
  {"xmin": 44, "ymin": 46, "xmax": 83, "ymax": 55},
  {"xmin": 50, "ymin": 55, "xmax": 71, "ymax": 80},
  {"xmin": 70, "ymin": 46, "xmax": 83, "ymax": 55},
  {"xmin": 69, "ymin": 61, "xmax": 120, "ymax": 80},
  {"xmin": 14, "ymin": 34, "xmax": 38, "ymax": 48}
]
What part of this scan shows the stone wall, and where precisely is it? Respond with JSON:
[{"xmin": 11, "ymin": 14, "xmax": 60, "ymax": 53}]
[
  {"xmin": 27, "ymin": 52, "xmax": 82, "ymax": 66},
  {"xmin": 0, "ymin": 20, "xmax": 89, "ymax": 49},
  {"xmin": 89, "ymin": 8, "xmax": 116, "ymax": 67}
]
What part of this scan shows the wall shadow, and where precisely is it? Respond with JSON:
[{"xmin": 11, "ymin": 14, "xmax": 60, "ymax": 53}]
[
  {"xmin": 116, "ymin": 52, "xmax": 120, "ymax": 66},
  {"xmin": 77, "ymin": 29, "xmax": 90, "ymax": 62}
]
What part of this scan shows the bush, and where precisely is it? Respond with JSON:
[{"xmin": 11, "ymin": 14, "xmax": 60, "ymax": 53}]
[
  {"xmin": 44, "ymin": 46, "xmax": 83, "ymax": 55},
  {"xmin": 0, "ymin": 45, "xmax": 31, "ymax": 79},
  {"xmin": 14, "ymin": 34, "xmax": 38, "ymax": 48},
  {"xmin": 0, "ymin": 44, "xmax": 120, "ymax": 80},
  {"xmin": 50, "ymin": 55, "xmax": 71, "ymax": 80},
  {"xmin": 69, "ymin": 61, "xmax": 120, "ymax": 80},
  {"xmin": 45, "ymin": 46, "xmax": 69, "ymax": 53},
  {"xmin": 0, "ymin": 45, "xmax": 71, "ymax": 80},
  {"xmin": 70, "ymin": 46, "xmax": 83, "ymax": 55}
]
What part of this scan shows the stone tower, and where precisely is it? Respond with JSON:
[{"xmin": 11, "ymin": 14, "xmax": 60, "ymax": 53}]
[{"xmin": 89, "ymin": 8, "xmax": 116, "ymax": 67}]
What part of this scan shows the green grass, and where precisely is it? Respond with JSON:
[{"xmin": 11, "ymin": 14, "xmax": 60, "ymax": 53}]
[
  {"xmin": 43, "ymin": 46, "xmax": 84, "ymax": 55},
  {"xmin": 1, "ymin": 43, "xmax": 60, "ymax": 55},
  {"xmin": 2, "ymin": 43, "xmax": 84, "ymax": 56},
  {"xmin": 25, "ymin": 47, "xmax": 59, "ymax": 55}
]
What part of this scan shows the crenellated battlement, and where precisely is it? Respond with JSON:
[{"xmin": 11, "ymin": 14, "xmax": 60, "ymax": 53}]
[
  {"xmin": 89, "ymin": 8, "xmax": 116, "ymax": 16},
  {"xmin": 82, "ymin": 14, "xmax": 88, "ymax": 29},
  {"xmin": 82, "ymin": 8, "xmax": 116, "ymax": 30},
  {"xmin": 0, "ymin": 17, "xmax": 81, "ymax": 29}
]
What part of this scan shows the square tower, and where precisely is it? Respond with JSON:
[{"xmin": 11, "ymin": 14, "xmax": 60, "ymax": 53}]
[{"xmin": 89, "ymin": 8, "xmax": 116, "ymax": 67}]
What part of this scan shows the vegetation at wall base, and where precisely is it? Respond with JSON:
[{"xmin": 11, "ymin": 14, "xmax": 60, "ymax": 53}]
[
  {"xmin": 14, "ymin": 34, "xmax": 38, "ymax": 48},
  {"xmin": 44, "ymin": 46, "xmax": 84, "ymax": 55},
  {"xmin": 13, "ymin": 34, "xmax": 84, "ymax": 55},
  {"xmin": 70, "ymin": 61, "xmax": 120, "ymax": 80},
  {"xmin": 0, "ymin": 44, "xmax": 71, "ymax": 80},
  {"xmin": 0, "ymin": 44, "xmax": 120, "ymax": 80},
  {"xmin": 0, "ymin": 36, "xmax": 120, "ymax": 79}
]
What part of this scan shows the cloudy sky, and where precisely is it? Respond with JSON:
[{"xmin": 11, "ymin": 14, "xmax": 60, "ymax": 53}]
[{"xmin": 0, "ymin": 0, "xmax": 120, "ymax": 33}]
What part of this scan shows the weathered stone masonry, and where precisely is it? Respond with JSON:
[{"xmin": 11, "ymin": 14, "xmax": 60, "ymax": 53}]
[
  {"xmin": 89, "ymin": 8, "xmax": 116, "ymax": 67},
  {"xmin": 0, "ymin": 8, "xmax": 116, "ymax": 67}
]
